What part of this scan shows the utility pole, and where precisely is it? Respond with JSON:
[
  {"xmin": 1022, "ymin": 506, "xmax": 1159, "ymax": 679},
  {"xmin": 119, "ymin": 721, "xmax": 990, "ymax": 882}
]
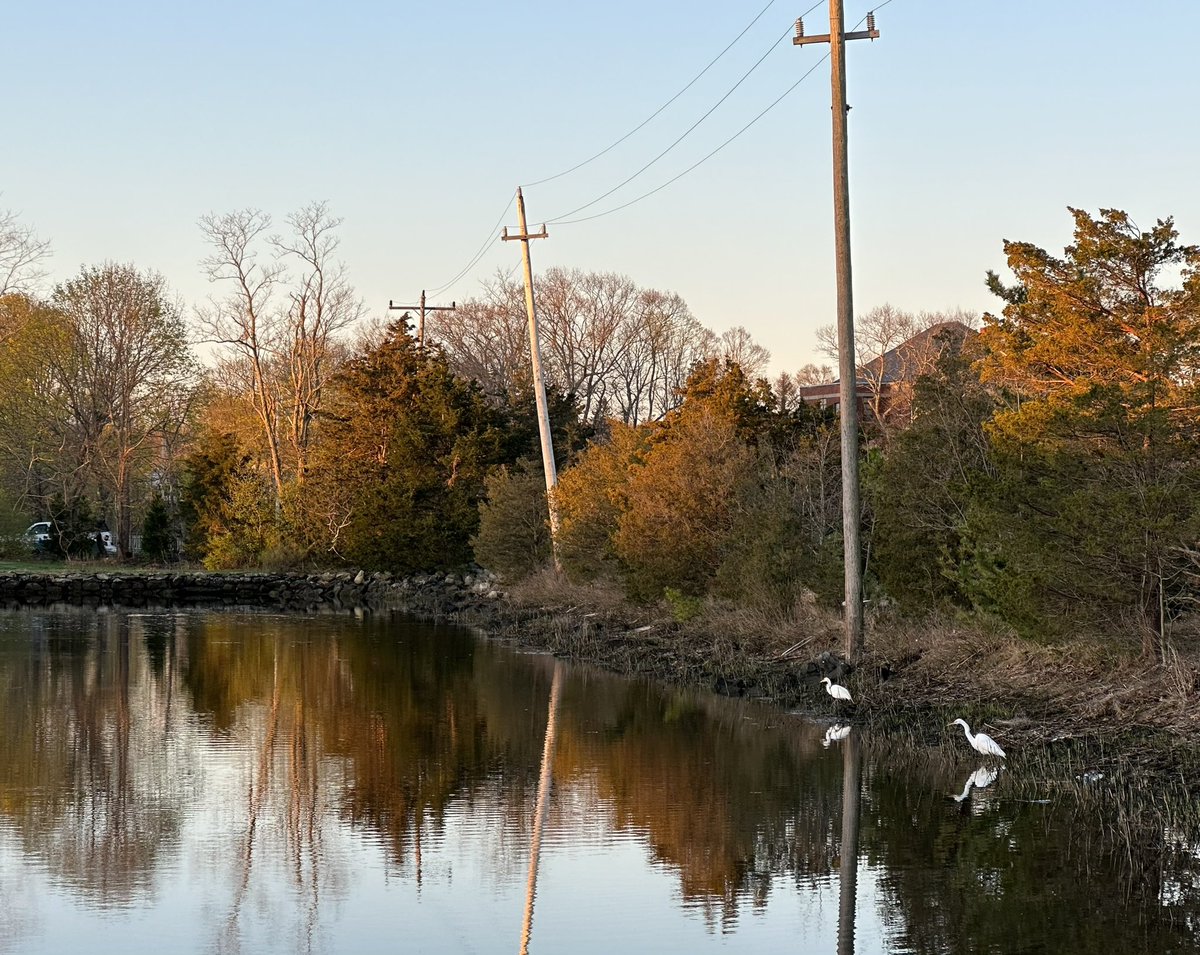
[
  {"xmin": 795, "ymin": 4, "xmax": 879, "ymax": 660},
  {"xmin": 502, "ymin": 187, "xmax": 561, "ymax": 569},
  {"xmin": 388, "ymin": 290, "xmax": 456, "ymax": 347}
]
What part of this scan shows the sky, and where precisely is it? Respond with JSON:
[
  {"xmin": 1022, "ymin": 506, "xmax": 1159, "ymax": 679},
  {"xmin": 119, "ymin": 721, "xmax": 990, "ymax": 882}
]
[{"xmin": 4, "ymin": 0, "xmax": 1199, "ymax": 374}]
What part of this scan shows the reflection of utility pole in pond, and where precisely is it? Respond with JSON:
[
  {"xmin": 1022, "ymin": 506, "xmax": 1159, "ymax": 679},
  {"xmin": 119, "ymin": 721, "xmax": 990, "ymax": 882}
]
[
  {"xmin": 838, "ymin": 731, "xmax": 862, "ymax": 955},
  {"xmin": 519, "ymin": 662, "xmax": 564, "ymax": 955}
]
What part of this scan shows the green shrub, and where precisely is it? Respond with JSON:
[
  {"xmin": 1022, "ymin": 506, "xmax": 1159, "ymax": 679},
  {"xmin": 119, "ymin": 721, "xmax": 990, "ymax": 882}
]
[
  {"xmin": 202, "ymin": 471, "xmax": 277, "ymax": 570},
  {"xmin": 141, "ymin": 494, "xmax": 178, "ymax": 562},
  {"xmin": 615, "ymin": 408, "xmax": 755, "ymax": 600},
  {"xmin": 472, "ymin": 459, "xmax": 551, "ymax": 580},
  {"xmin": 663, "ymin": 587, "xmax": 703, "ymax": 622}
]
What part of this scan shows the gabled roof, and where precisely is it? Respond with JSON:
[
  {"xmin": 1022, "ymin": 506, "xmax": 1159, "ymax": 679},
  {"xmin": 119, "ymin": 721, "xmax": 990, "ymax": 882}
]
[{"xmin": 860, "ymin": 321, "xmax": 974, "ymax": 384}]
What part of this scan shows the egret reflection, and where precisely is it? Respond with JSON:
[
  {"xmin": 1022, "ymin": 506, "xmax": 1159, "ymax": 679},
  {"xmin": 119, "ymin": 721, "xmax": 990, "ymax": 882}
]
[
  {"xmin": 824, "ymin": 724, "xmax": 852, "ymax": 748},
  {"xmin": 952, "ymin": 766, "xmax": 1000, "ymax": 804}
]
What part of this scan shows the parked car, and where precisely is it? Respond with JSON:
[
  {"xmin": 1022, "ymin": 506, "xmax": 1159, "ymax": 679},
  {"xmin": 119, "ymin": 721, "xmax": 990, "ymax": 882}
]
[
  {"xmin": 24, "ymin": 521, "xmax": 117, "ymax": 557},
  {"xmin": 23, "ymin": 521, "xmax": 51, "ymax": 549}
]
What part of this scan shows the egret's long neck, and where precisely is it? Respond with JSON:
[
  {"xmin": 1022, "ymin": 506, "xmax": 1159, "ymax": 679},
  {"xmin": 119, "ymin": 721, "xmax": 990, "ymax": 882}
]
[{"xmin": 959, "ymin": 723, "xmax": 973, "ymax": 744}]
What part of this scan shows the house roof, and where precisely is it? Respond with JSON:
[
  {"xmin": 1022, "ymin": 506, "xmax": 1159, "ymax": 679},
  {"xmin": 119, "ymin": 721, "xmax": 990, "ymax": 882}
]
[
  {"xmin": 800, "ymin": 320, "xmax": 975, "ymax": 393},
  {"xmin": 861, "ymin": 320, "xmax": 974, "ymax": 384}
]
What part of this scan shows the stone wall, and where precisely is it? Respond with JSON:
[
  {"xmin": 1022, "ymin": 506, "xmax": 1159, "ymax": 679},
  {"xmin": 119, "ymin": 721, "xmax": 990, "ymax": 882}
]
[{"xmin": 0, "ymin": 569, "xmax": 503, "ymax": 614}]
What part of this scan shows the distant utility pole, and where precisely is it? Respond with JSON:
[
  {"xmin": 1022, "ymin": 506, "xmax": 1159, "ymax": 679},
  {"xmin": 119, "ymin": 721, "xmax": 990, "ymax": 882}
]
[
  {"xmin": 795, "ymin": 3, "xmax": 879, "ymax": 661},
  {"xmin": 387, "ymin": 290, "xmax": 457, "ymax": 347},
  {"xmin": 502, "ymin": 187, "xmax": 562, "ymax": 569}
]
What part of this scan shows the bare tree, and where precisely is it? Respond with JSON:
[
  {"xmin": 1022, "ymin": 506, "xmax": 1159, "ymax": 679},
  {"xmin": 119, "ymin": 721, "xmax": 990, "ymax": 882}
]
[
  {"xmin": 537, "ymin": 269, "xmax": 640, "ymax": 422},
  {"xmin": 197, "ymin": 204, "xmax": 360, "ymax": 500},
  {"xmin": 429, "ymin": 273, "xmax": 536, "ymax": 397},
  {"xmin": 795, "ymin": 362, "xmax": 835, "ymax": 385},
  {"xmin": 609, "ymin": 288, "xmax": 706, "ymax": 423},
  {"xmin": 0, "ymin": 207, "xmax": 51, "ymax": 298},
  {"xmin": 197, "ymin": 209, "xmax": 286, "ymax": 499},
  {"xmin": 271, "ymin": 202, "xmax": 364, "ymax": 483},
  {"xmin": 718, "ymin": 326, "xmax": 771, "ymax": 379},
  {"xmin": 51, "ymin": 264, "xmax": 197, "ymax": 555},
  {"xmin": 429, "ymin": 271, "xmax": 742, "ymax": 426}
]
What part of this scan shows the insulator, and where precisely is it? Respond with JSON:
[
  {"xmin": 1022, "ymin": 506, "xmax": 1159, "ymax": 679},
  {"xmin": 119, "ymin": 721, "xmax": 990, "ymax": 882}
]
[
  {"xmin": 867, "ymin": 12, "xmax": 875, "ymax": 31},
  {"xmin": 795, "ymin": 18, "xmax": 804, "ymax": 38}
]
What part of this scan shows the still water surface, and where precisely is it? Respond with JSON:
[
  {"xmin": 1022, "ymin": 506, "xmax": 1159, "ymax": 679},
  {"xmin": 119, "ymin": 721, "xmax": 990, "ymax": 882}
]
[{"xmin": 0, "ymin": 607, "xmax": 1197, "ymax": 954}]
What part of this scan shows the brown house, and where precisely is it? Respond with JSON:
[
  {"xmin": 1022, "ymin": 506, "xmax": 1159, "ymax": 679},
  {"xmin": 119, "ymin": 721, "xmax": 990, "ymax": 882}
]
[{"xmin": 797, "ymin": 321, "xmax": 974, "ymax": 433}]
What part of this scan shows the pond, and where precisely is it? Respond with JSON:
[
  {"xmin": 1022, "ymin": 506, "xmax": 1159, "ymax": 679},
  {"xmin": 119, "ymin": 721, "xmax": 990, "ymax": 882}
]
[{"xmin": 0, "ymin": 607, "xmax": 1197, "ymax": 954}]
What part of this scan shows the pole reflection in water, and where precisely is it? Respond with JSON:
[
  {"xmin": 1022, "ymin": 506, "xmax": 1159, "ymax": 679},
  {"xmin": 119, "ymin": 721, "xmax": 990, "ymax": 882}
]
[
  {"xmin": 519, "ymin": 661, "xmax": 564, "ymax": 955},
  {"xmin": 838, "ymin": 730, "xmax": 862, "ymax": 955}
]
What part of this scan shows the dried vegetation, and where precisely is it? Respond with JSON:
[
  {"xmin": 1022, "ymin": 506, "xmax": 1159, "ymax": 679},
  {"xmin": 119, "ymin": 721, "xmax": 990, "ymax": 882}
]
[{"xmin": 481, "ymin": 571, "xmax": 1200, "ymax": 783}]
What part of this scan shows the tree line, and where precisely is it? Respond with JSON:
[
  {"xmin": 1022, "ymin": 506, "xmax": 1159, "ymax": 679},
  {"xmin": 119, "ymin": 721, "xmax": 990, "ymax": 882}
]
[
  {"xmin": 3, "ymin": 203, "xmax": 1196, "ymax": 657},
  {"xmin": 477, "ymin": 208, "xmax": 1200, "ymax": 660},
  {"xmin": 0, "ymin": 204, "xmax": 780, "ymax": 570}
]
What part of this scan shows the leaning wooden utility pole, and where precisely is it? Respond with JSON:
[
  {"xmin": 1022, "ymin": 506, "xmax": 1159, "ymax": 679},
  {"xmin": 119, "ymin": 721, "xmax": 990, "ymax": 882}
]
[
  {"xmin": 388, "ymin": 290, "xmax": 457, "ymax": 347},
  {"xmin": 502, "ymin": 188, "xmax": 562, "ymax": 569},
  {"xmin": 795, "ymin": 4, "xmax": 879, "ymax": 660}
]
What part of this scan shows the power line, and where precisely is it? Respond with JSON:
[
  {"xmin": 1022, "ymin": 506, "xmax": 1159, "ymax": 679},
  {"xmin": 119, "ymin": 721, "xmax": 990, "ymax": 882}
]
[
  {"xmin": 524, "ymin": 0, "xmax": 811, "ymax": 189},
  {"xmin": 546, "ymin": 18, "xmax": 800, "ymax": 224},
  {"xmin": 555, "ymin": 59, "xmax": 826, "ymax": 225},
  {"xmin": 421, "ymin": 5, "xmax": 894, "ymax": 302},
  {"xmin": 551, "ymin": 6, "xmax": 885, "ymax": 227},
  {"xmin": 426, "ymin": 190, "xmax": 516, "ymax": 297}
]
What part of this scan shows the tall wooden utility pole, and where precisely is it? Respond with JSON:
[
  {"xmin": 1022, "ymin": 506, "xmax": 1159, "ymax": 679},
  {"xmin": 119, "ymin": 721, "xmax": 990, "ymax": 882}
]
[
  {"xmin": 795, "ymin": 5, "xmax": 879, "ymax": 660},
  {"xmin": 388, "ymin": 290, "xmax": 456, "ymax": 347},
  {"xmin": 502, "ymin": 187, "xmax": 561, "ymax": 568}
]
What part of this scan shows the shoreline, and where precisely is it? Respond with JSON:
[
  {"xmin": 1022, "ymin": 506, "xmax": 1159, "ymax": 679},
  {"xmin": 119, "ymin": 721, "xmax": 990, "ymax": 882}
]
[{"xmin": 4, "ymin": 566, "xmax": 1198, "ymax": 786}]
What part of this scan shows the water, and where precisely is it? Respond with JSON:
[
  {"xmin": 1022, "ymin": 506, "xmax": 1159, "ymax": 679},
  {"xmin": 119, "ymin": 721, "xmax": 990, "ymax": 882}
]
[{"xmin": 0, "ymin": 607, "xmax": 1197, "ymax": 954}]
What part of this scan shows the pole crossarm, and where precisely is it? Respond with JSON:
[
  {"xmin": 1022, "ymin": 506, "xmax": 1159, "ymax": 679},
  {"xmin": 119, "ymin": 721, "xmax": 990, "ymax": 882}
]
[
  {"xmin": 387, "ymin": 298, "xmax": 458, "ymax": 312},
  {"xmin": 387, "ymin": 291, "xmax": 457, "ymax": 347},
  {"xmin": 792, "ymin": 11, "xmax": 879, "ymax": 46},
  {"xmin": 501, "ymin": 226, "xmax": 549, "ymax": 242},
  {"xmin": 792, "ymin": 28, "xmax": 878, "ymax": 45}
]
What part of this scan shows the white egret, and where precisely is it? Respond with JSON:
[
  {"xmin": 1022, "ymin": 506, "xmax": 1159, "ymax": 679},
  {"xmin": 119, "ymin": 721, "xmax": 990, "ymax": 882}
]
[
  {"xmin": 823, "ymin": 724, "xmax": 852, "ymax": 747},
  {"xmin": 949, "ymin": 719, "xmax": 1006, "ymax": 759},
  {"xmin": 820, "ymin": 677, "xmax": 853, "ymax": 703},
  {"xmin": 952, "ymin": 765, "xmax": 999, "ymax": 803}
]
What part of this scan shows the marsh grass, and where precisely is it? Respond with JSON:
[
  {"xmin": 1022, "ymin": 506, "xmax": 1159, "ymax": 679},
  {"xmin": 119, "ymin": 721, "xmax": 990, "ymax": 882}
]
[
  {"xmin": 861, "ymin": 724, "xmax": 1200, "ymax": 897},
  {"xmin": 504, "ymin": 572, "xmax": 1200, "ymax": 789}
]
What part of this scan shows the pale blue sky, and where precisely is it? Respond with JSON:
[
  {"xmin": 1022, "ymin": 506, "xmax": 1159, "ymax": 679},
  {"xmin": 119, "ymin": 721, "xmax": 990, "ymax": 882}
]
[{"xmin": 5, "ymin": 0, "xmax": 1197, "ymax": 372}]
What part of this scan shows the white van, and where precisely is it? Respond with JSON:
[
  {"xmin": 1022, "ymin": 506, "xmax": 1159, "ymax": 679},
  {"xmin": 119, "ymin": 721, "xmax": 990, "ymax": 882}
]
[{"xmin": 25, "ymin": 521, "xmax": 118, "ymax": 557}]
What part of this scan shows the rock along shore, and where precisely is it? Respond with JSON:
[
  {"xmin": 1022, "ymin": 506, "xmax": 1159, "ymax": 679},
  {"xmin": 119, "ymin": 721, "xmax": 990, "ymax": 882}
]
[
  {"xmin": 0, "ymin": 568, "xmax": 505, "ymax": 616},
  {"xmin": 0, "ymin": 568, "xmax": 838, "ymax": 705}
]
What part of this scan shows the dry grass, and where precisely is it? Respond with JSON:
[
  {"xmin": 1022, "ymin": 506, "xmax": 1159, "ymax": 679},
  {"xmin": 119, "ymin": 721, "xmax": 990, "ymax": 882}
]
[{"xmin": 496, "ymin": 572, "xmax": 1200, "ymax": 772}]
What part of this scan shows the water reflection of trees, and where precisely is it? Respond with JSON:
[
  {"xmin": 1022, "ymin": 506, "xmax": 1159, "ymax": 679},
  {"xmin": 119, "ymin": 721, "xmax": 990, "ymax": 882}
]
[
  {"xmin": 3, "ymin": 608, "xmax": 1200, "ymax": 953},
  {"xmin": 0, "ymin": 610, "xmax": 189, "ymax": 906}
]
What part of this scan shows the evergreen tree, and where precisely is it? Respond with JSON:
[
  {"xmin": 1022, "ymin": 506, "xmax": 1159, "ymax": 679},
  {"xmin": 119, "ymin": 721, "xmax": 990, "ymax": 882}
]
[
  {"xmin": 312, "ymin": 324, "xmax": 514, "ymax": 572},
  {"xmin": 972, "ymin": 208, "xmax": 1200, "ymax": 653}
]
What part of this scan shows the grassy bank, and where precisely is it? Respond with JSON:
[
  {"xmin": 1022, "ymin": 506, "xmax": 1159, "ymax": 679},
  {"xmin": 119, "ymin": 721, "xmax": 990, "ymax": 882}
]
[{"xmin": 474, "ymin": 570, "xmax": 1200, "ymax": 787}]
